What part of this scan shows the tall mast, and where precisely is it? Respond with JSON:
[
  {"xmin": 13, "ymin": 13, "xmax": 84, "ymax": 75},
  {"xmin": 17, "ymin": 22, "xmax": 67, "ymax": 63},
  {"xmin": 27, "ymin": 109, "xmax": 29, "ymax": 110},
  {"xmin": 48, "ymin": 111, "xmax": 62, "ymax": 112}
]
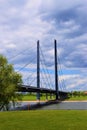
[{"xmin": 54, "ymin": 40, "xmax": 59, "ymax": 100}]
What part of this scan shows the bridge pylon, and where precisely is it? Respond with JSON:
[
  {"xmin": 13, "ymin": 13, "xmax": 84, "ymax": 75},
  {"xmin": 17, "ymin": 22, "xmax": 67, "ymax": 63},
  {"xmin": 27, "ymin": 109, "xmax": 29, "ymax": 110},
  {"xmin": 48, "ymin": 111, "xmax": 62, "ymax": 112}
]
[
  {"xmin": 54, "ymin": 40, "xmax": 59, "ymax": 100},
  {"xmin": 37, "ymin": 40, "xmax": 40, "ymax": 100}
]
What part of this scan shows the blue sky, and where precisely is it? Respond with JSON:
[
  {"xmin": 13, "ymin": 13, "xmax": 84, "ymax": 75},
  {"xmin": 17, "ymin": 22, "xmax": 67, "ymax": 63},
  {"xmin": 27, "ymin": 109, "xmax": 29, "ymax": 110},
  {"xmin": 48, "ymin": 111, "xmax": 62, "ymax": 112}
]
[{"xmin": 0, "ymin": 0, "xmax": 87, "ymax": 91}]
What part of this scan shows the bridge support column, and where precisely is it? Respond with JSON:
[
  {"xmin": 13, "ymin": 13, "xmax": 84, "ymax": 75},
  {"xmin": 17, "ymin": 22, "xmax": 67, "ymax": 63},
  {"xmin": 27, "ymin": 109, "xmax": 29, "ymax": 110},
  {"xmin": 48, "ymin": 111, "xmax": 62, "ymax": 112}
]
[
  {"xmin": 46, "ymin": 93, "xmax": 48, "ymax": 101},
  {"xmin": 54, "ymin": 40, "xmax": 59, "ymax": 100},
  {"xmin": 50, "ymin": 93, "xmax": 52, "ymax": 99},
  {"xmin": 37, "ymin": 40, "xmax": 40, "ymax": 100}
]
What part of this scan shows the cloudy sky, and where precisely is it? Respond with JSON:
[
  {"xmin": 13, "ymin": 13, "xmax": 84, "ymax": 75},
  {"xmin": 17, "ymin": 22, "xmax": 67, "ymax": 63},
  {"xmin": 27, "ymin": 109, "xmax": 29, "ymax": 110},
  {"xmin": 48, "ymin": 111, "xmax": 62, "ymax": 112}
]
[{"xmin": 0, "ymin": 0, "xmax": 87, "ymax": 91}]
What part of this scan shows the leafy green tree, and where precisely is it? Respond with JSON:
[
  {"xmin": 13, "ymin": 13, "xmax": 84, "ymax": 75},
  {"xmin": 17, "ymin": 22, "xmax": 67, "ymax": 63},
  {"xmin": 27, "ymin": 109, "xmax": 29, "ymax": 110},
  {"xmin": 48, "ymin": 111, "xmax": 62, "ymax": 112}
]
[
  {"xmin": 67, "ymin": 93, "xmax": 71, "ymax": 98},
  {"xmin": 0, "ymin": 55, "xmax": 22, "ymax": 111},
  {"xmin": 73, "ymin": 91, "xmax": 78, "ymax": 97}
]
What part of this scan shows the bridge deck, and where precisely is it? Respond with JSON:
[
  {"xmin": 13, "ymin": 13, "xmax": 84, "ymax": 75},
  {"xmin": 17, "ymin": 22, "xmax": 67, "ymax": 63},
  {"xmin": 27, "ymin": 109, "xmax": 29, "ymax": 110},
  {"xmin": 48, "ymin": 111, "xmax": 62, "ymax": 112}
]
[{"xmin": 19, "ymin": 85, "xmax": 68, "ymax": 95}]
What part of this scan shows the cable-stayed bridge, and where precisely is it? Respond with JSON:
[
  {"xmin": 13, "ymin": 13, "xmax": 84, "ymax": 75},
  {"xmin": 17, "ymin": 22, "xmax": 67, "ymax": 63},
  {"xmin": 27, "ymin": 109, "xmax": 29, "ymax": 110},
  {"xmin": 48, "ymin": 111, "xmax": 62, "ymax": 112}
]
[{"xmin": 9, "ymin": 40, "xmax": 68, "ymax": 100}]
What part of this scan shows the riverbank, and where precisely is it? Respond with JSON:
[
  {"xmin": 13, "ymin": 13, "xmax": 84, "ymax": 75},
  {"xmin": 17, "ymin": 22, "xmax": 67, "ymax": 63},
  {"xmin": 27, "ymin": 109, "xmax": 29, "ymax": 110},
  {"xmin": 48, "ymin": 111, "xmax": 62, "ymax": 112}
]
[
  {"xmin": 65, "ymin": 96, "xmax": 87, "ymax": 101},
  {"xmin": 19, "ymin": 100, "xmax": 87, "ymax": 103},
  {"xmin": 63, "ymin": 100, "xmax": 87, "ymax": 102},
  {"xmin": 21, "ymin": 94, "xmax": 87, "ymax": 101},
  {"xmin": 0, "ymin": 110, "xmax": 87, "ymax": 130},
  {"xmin": 21, "ymin": 94, "xmax": 55, "ymax": 101}
]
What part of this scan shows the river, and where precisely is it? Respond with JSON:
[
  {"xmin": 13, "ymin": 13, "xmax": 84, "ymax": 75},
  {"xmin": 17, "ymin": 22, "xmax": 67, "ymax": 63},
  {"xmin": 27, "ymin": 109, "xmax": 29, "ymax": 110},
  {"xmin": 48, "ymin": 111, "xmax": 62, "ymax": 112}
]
[
  {"xmin": 12, "ymin": 101, "xmax": 87, "ymax": 110},
  {"xmin": 37, "ymin": 101, "xmax": 87, "ymax": 110}
]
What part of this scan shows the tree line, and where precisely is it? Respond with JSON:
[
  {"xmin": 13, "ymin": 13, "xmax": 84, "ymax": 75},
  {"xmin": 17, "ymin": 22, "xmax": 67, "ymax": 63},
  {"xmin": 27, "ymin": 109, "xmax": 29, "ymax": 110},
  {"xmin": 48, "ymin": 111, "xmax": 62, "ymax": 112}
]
[{"xmin": 68, "ymin": 91, "xmax": 87, "ymax": 98}]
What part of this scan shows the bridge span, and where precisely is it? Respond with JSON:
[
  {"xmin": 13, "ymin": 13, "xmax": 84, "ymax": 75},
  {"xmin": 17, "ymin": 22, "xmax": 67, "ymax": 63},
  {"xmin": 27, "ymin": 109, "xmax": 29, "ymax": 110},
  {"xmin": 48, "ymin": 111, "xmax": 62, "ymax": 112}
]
[
  {"xmin": 18, "ymin": 40, "xmax": 69, "ymax": 100},
  {"xmin": 19, "ymin": 85, "xmax": 68, "ymax": 99}
]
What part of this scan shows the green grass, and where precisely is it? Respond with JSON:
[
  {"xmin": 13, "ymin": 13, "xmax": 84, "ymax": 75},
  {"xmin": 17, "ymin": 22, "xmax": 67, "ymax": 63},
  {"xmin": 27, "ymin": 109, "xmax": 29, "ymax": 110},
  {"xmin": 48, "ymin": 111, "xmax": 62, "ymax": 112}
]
[
  {"xmin": 22, "ymin": 94, "xmax": 36, "ymax": 101},
  {"xmin": 21, "ymin": 94, "xmax": 55, "ymax": 101},
  {"xmin": 21, "ymin": 94, "xmax": 87, "ymax": 101},
  {"xmin": 0, "ymin": 110, "xmax": 87, "ymax": 130},
  {"xmin": 66, "ymin": 96, "xmax": 87, "ymax": 101}
]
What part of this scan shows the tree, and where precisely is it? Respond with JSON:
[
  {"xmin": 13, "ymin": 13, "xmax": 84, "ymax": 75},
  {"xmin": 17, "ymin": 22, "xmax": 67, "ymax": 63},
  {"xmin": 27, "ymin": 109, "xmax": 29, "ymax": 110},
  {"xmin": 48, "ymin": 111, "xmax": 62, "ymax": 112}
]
[{"xmin": 0, "ymin": 55, "xmax": 22, "ymax": 111}]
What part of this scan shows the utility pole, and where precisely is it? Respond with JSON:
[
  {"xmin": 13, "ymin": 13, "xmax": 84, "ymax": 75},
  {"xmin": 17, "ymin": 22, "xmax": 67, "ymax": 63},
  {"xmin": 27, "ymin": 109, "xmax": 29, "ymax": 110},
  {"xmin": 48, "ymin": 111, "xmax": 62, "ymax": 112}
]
[
  {"xmin": 37, "ymin": 40, "xmax": 40, "ymax": 100},
  {"xmin": 54, "ymin": 40, "xmax": 59, "ymax": 100}
]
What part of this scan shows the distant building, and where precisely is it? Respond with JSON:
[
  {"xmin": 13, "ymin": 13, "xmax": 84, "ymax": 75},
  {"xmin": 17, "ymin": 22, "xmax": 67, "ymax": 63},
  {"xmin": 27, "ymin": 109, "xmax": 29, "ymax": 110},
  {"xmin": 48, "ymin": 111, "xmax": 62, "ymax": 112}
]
[{"xmin": 84, "ymin": 91, "xmax": 87, "ymax": 95}]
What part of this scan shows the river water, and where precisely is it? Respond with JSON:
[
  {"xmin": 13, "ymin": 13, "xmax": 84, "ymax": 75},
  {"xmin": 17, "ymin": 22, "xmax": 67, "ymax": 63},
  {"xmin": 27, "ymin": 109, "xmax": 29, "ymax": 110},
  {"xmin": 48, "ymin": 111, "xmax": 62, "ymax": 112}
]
[
  {"xmin": 37, "ymin": 101, "xmax": 87, "ymax": 110},
  {"xmin": 12, "ymin": 101, "xmax": 87, "ymax": 110}
]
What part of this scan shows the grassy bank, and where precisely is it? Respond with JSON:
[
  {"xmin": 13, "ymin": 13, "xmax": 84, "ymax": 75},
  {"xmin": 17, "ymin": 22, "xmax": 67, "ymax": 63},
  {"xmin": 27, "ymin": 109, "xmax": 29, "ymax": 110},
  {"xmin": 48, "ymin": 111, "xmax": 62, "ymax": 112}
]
[
  {"xmin": 0, "ymin": 110, "xmax": 87, "ymax": 130},
  {"xmin": 21, "ymin": 94, "xmax": 87, "ymax": 101},
  {"xmin": 66, "ymin": 96, "xmax": 87, "ymax": 101},
  {"xmin": 21, "ymin": 94, "xmax": 55, "ymax": 101}
]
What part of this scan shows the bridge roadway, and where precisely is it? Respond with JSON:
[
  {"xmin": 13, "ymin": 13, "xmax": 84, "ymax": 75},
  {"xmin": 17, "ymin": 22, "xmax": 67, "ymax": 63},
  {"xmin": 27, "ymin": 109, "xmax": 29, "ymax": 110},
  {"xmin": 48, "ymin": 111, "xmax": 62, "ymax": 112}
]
[{"xmin": 19, "ymin": 85, "xmax": 68, "ymax": 98}]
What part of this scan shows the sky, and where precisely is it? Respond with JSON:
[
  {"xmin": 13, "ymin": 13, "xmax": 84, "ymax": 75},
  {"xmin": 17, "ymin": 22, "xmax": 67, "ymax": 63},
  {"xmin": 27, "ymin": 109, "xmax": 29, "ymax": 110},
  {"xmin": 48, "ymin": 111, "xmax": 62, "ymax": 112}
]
[{"xmin": 0, "ymin": 0, "xmax": 87, "ymax": 91}]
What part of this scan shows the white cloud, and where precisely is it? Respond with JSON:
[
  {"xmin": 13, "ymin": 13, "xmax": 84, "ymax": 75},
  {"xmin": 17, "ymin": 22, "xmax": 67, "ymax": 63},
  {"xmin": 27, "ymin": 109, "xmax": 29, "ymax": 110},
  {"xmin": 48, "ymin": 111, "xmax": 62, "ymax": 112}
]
[
  {"xmin": 6, "ymin": 43, "xmax": 16, "ymax": 49},
  {"xmin": 59, "ymin": 74, "xmax": 79, "ymax": 80},
  {"xmin": 59, "ymin": 74, "xmax": 87, "ymax": 91}
]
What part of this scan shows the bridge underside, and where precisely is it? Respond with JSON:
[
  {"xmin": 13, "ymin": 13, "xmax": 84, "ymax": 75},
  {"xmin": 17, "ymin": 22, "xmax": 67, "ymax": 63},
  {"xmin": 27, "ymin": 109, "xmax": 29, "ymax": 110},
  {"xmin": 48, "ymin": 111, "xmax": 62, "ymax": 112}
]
[{"xmin": 19, "ymin": 85, "xmax": 68, "ymax": 99}]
